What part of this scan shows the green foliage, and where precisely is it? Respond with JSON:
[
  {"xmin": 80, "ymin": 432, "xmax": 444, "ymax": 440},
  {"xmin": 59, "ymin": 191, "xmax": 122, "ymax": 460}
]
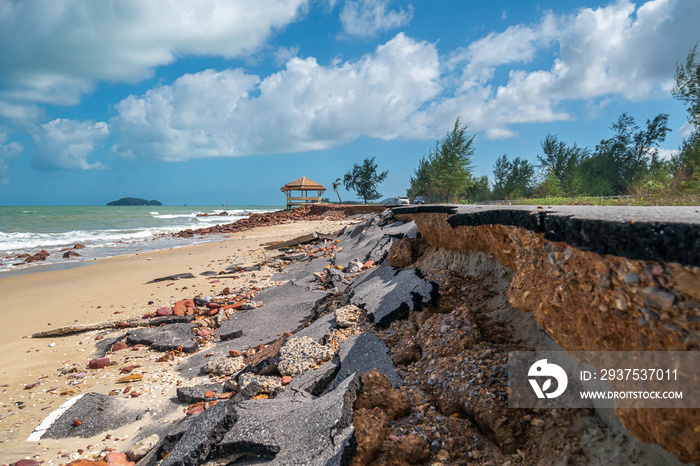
[
  {"xmin": 537, "ymin": 134, "xmax": 587, "ymax": 196},
  {"xmin": 343, "ymin": 157, "xmax": 388, "ymax": 204},
  {"xmin": 332, "ymin": 178, "xmax": 342, "ymax": 203},
  {"xmin": 673, "ymin": 43, "xmax": 700, "ymax": 129},
  {"xmin": 585, "ymin": 113, "xmax": 670, "ymax": 194},
  {"xmin": 532, "ymin": 171, "xmax": 565, "ymax": 198},
  {"xmin": 408, "ymin": 118, "xmax": 476, "ymax": 203},
  {"xmin": 491, "ymin": 154, "xmax": 535, "ymax": 199}
]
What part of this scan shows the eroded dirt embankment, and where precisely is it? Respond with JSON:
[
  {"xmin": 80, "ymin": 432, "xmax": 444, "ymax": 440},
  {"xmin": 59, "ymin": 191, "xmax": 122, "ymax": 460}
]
[{"xmin": 393, "ymin": 206, "xmax": 700, "ymax": 464}]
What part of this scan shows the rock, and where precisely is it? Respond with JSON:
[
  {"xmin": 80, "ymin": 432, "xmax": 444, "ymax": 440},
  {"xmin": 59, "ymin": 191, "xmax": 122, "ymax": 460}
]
[
  {"xmin": 126, "ymin": 323, "xmax": 198, "ymax": 353},
  {"xmin": 10, "ymin": 460, "xmax": 42, "ymax": 466},
  {"xmin": 328, "ymin": 333, "xmax": 403, "ymax": 391},
  {"xmin": 176, "ymin": 384, "xmax": 226, "ymax": 404},
  {"xmin": 203, "ymin": 356, "xmax": 245, "ymax": 376},
  {"xmin": 281, "ymin": 358, "xmax": 340, "ymax": 397},
  {"xmin": 196, "ymin": 328, "xmax": 213, "ymax": 337},
  {"xmin": 173, "ymin": 299, "xmax": 196, "ymax": 316},
  {"xmin": 63, "ymin": 250, "xmax": 81, "ymax": 258},
  {"xmin": 236, "ymin": 373, "xmax": 281, "ymax": 394},
  {"xmin": 350, "ymin": 264, "xmax": 436, "ymax": 327},
  {"xmin": 278, "ymin": 336, "xmax": 334, "ymax": 377},
  {"xmin": 74, "ymin": 244, "xmax": 86, "ymax": 249},
  {"xmin": 105, "ymin": 452, "xmax": 134, "ymax": 466},
  {"xmin": 89, "ymin": 358, "xmax": 111, "ymax": 369},
  {"xmin": 110, "ymin": 341, "xmax": 128, "ymax": 352},
  {"xmin": 335, "ymin": 304, "xmax": 360, "ymax": 328},
  {"xmin": 156, "ymin": 306, "xmax": 173, "ymax": 317},
  {"xmin": 352, "ymin": 407, "xmax": 388, "ymax": 466},
  {"xmin": 282, "ymin": 376, "xmax": 292, "ymax": 385},
  {"xmin": 294, "ymin": 311, "xmax": 338, "ymax": 343},
  {"xmin": 159, "ymin": 400, "xmax": 238, "ymax": 466},
  {"xmin": 354, "ymin": 369, "xmax": 411, "ymax": 420},
  {"xmin": 362, "ymin": 260, "xmax": 374, "ymax": 270},
  {"xmin": 126, "ymin": 434, "xmax": 160, "ymax": 462},
  {"xmin": 217, "ymin": 372, "xmax": 361, "ymax": 465}
]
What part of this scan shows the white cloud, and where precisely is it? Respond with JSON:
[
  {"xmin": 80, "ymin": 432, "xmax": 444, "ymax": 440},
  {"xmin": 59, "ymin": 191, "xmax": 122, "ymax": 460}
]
[
  {"xmin": 111, "ymin": 34, "xmax": 440, "ymax": 161},
  {"xmin": 418, "ymin": 0, "xmax": 700, "ymax": 138},
  {"xmin": 33, "ymin": 119, "xmax": 110, "ymax": 170},
  {"xmin": 274, "ymin": 46, "xmax": 301, "ymax": 66},
  {"xmin": 340, "ymin": 0, "xmax": 413, "ymax": 38},
  {"xmin": 0, "ymin": 0, "xmax": 309, "ymax": 107},
  {"xmin": 656, "ymin": 148, "xmax": 677, "ymax": 161},
  {"xmin": 679, "ymin": 121, "xmax": 694, "ymax": 138},
  {"xmin": 0, "ymin": 132, "xmax": 23, "ymax": 184}
]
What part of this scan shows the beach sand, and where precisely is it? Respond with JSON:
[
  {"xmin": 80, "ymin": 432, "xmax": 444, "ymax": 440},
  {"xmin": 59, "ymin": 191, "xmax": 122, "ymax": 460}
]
[{"xmin": 0, "ymin": 217, "xmax": 357, "ymax": 463}]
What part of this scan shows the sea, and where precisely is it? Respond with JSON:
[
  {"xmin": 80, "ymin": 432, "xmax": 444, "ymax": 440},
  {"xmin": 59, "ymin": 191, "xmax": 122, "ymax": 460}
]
[{"xmin": 0, "ymin": 205, "xmax": 282, "ymax": 277}]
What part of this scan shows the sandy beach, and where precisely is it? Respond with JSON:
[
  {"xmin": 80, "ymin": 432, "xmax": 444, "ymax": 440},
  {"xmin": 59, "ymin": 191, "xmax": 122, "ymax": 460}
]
[{"xmin": 0, "ymin": 217, "xmax": 356, "ymax": 463}]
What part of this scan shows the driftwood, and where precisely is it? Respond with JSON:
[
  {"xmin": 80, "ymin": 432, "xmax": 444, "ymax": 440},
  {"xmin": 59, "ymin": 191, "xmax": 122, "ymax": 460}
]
[
  {"xmin": 31, "ymin": 315, "xmax": 194, "ymax": 338},
  {"xmin": 264, "ymin": 232, "xmax": 319, "ymax": 250}
]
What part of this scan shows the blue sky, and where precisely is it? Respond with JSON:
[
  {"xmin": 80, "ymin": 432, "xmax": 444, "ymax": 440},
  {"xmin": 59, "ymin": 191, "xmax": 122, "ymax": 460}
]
[{"xmin": 0, "ymin": 0, "xmax": 698, "ymax": 206}]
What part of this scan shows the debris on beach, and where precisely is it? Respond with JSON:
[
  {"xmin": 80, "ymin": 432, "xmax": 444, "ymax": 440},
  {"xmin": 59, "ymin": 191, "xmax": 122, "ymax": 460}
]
[{"xmin": 15, "ymin": 207, "xmax": 679, "ymax": 466}]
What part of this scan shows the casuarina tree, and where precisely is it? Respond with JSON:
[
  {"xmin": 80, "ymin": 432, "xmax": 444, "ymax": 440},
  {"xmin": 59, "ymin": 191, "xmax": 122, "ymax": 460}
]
[{"xmin": 343, "ymin": 157, "xmax": 388, "ymax": 204}]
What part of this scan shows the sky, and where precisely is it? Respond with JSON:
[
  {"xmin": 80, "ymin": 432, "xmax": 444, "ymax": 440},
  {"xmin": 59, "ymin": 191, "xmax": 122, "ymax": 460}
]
[{"xmin": 0, "ymin": 0, "xmax": 698, "ymax": 206}]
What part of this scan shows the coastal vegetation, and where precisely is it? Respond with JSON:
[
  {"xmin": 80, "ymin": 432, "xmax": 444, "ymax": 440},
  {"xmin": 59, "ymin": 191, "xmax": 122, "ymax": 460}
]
[
  {"xmin": 343, "ymin": 157, "xmax": 389, "ymax": 204},
  {"xmin": 407, "ymin": 45, "xmax": 700, "ymax": 206}
]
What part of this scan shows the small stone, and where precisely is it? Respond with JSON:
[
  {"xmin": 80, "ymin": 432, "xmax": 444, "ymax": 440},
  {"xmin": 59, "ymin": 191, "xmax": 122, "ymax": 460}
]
[
  {"xmin": 229, "ymin": 350, "xmax": 242, "ymax": 357},
  {"xmin": 73, "ymin": 419, "xmax": 82, "ymax": 426},
  {"xmin": 278, "ymin": 336, "xmax": 334, "ymax": 377},
  {"xmin": 362, "ymin": 260, "xmax": 374, "ymax": 270},
  {"xmin": 196, "ymin": 328, "xmax": 213, "ymax": 337},
  {"xmin": 281, "ymin": 376, "xmax": 292, "ymax": 385},
  {"xmin": 89, "ymin": 358, "xmax": 111, "ymax": 369},
  {"xmin": 116, "ymin": 374, "xmax": 143, "ymax": 383},
  {"xmin": 111, "ymin": 341, "xmax": 128, "ymax": 352},
  {"xmin": 204, "ymin": 391, "xmax": 216, "ymax": 398},
  {"xmin": 204, "ymin": 356, "xmax": 246, "ymax": 376},
  {"xmin": 335, "ymin": 304, "xmax": 360, "ymax": 328},
  {"xmin": 155, "ymin": 306, "xmax": 172, "ymax": 317},
  {"xmin": 236, "ymin": 373, "xmax": 281, "ymax": 394},
  {"xmin": 241, "ymin": 301, "xmax": 263, "ymax": 310},
  {"xmin": 430, "ymin": 440, "xmax": 440, "ymax": 452}
]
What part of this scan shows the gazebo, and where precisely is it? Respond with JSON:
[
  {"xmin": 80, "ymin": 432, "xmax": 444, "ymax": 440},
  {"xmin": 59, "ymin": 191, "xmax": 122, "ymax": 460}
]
[{"xmin": 280, "ymin": 176, "xmax": 327, "ymax": 209}]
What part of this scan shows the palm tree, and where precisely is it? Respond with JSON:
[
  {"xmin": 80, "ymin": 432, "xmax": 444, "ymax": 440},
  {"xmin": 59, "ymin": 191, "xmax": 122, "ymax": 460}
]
[{"xmin": 332, "ymin": 178, "xmax": 342, "ymax": 203}]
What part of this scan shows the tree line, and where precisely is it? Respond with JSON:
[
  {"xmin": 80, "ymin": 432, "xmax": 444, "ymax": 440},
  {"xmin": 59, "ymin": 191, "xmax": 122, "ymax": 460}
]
[{"xmin": 408, "ymin": 44, "xmax": 700, "ymax": 203}]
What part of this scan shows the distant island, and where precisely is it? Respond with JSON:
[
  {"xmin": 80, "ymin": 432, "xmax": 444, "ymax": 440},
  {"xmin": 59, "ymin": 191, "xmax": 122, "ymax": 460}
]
[{"xmin": 106, "ymin": 197, "xmax": 162, "ymax": 206}]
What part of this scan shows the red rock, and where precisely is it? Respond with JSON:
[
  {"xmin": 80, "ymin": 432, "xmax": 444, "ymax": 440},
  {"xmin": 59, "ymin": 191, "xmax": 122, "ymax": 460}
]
[
  {"xmin": 156, "ymin": 306, "xmax": 173, "ymax": 316},
  {"xmin": 218, "ymin": 392, "xmax": 234, "ymax": 399},
  {"xmin": 24, "ymin": 382, "xmax": 39, "ymax": 390},
  {"xmin": 132, "ymin": 344, "xmax": 146, "ymax": 350},
  {"xmin": 63, "ymin": 250, "xmax": 81, "ymax": 258},
  {"xmin": 362, "ymin": 260, "xmax": 374, "ymax": 270},
  {"xmin": 130, "ymin": 391, "xmax": 139, "ymax": 398},
  {"xmin": 10, "ymin": 460, "xmax": 42, "ymax": 466},
  {"xmin": 220, "ymin": 287, "xmax": 230, "ymax": 295},
  {"xmin": 283, "ymin": 332, "xmax": 293, "ymax": 338},
  {"xmin": 204, "ymin": 390, "xmax": 216, "ymax": 398},
  {"xmin": 105, "ymin": 452, "xmax": 135, "ymax": 466},
  {"xmin": 255, "ymin": 343, "xmax": 266, "ymax": 351},
  {"xmin": 111, "ymin": 341, "xmax": 128, "ymax": 352},
  {"xmin": 74, "ymin": 244, "xmax": 86, "ymax": 249},
  {"xmin": 281, "ymin": 376, "xmax": 292, "ymax": 385},
  {"xmin": 187, "ymin": 404, "xmax": 205, "ymax": 416},
  {"xmin": 197, "ymin": 328, "xmax": 213, "ymax": 337},
  {"xmin": 208, "ymin": 302, "xmax": 221, "ymax": 309},
  {"xmin": 120, "ymin": 365, "xmax": 140, "ymax": 374},
  {"xmin": 89, "ymin": 358, "xmax": 111, "ymax": 369},
  {"xmin": 229, "ymin": 350, "xmax": 242, "ymax": 357},
  {"xmin": 173, "ymin": 299, "xmax": 195, "ymax": 316},
  {"xmin": 73, "ymin": 419, "xmax": 82, "ymax": 426},
  {"xmin": 208, "ymin": 308, "xmax": 219, "ymax": 316}
]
